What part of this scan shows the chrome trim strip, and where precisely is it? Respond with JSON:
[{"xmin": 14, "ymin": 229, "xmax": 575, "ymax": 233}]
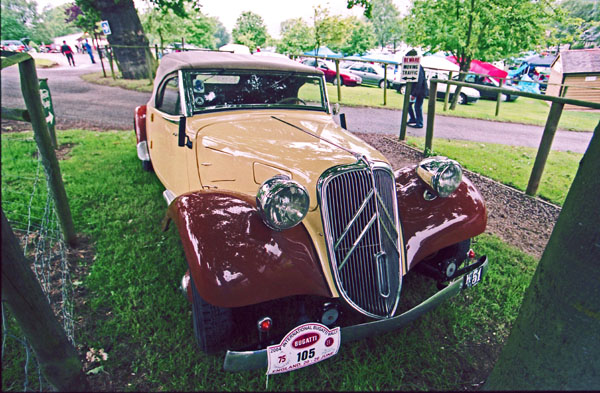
[
  {"xmin": 136, "ymin": 141, "xmax": 150, "ymax": 161},
  {"xmin": 222, "ymin": 256, "xmax": 488, "ymax": 372},
  {"xmin": 337, "ymin": 214, "xmax": 377, "ymax": 271},
  {"xmin": 163, "ymin": 189, "xmax": 176, "ymax": 205}
]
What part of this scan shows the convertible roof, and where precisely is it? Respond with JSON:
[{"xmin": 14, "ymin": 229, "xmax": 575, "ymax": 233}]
[{"xmin": 155, "ymin": 51, "xmax": 322, "ymax": 82}]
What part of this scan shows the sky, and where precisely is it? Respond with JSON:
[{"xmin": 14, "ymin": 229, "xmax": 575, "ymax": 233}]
[{"xmin": 36, "ymin": 0, "xmax": 411, "ymax": 39}]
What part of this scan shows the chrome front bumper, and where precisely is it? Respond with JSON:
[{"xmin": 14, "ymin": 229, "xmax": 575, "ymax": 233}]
[{"xmin": 223, "ymin": 255, "xmax": 489, "ymax": 372}]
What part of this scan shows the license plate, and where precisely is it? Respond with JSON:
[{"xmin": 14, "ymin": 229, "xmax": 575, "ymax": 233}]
[
  {"xmin": 266, "ymin": 323, "xmax": 341, "ymax": 375},
  {"xmin": 464, "ymin": 265, "xmax": 483, "ymax": 288}
]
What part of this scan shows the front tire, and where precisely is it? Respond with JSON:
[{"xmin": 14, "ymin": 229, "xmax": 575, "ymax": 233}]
[
  {"xmin": 458, "ymin": 93, "xmax": 467, "ymax": 105},
  {"xmin": 191, "ymin": 281, "xmax": 233, "ymax": 353}
]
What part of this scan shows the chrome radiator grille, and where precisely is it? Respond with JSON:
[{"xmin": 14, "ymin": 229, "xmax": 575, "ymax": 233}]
[{"xmin": 320, "ymin": 163, "xmax": 402, "ymax": 318}]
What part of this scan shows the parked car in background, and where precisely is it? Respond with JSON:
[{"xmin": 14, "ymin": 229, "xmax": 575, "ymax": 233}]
[
  {"xmin": 133, "ymin": 51, "xmax": 489, "ymax": 373},
  {"xmin": 342, "ymin": 62, "xmax": 394, "ymax": 88},
  {"xmin": 301, "ymin": 58, "xmax": 362, "ymax": 86},
  {"xmin": 1, "ymin": 40, "xmax": 27, "ymax": 52},
  {"xmin": 432, "ymin": 79, "xmax": 480, "ymax": 104},
  {"xmin": 463, "ymin": 74, "xmax": 520, "ymax": 101}
]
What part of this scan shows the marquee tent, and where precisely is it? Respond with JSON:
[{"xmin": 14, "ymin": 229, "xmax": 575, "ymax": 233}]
[{"xmin": 447, "ymin": 56, "xmax": 508, "ymax": 80}]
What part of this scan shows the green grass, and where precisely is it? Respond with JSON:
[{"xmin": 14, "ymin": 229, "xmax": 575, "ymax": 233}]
[
  {"xmin": 80, "ymin": 72, "xmax": 597, "ymax": 131},
  {"xmin": 2, "ymin": 129, "xmax": 541, "ymax": 391},
  {"xmin": 405, "ymin": 137, "xmax": 582, "ymax": 206},
  {"xmin": 34, "ymin": 58, "xmax": 58, "ymax": 68}
]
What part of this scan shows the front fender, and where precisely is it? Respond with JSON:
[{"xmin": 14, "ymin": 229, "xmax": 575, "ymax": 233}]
[
  {"xmin": 395, "ymin": 166, "xmax": 487, "ymax": 270},
  {"xmin": 167, "ymin": 191, "xmax": 331, "ymax": 308}
]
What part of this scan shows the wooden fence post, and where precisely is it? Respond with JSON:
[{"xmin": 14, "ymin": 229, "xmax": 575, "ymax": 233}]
[
  {"xmin": 495, "ymin": 78, "xmax": 504, "ymax": 117},
  {"xmin": 1, "ymin": 210, "xmax": 88, "ymax": 392},
  {"xmin": 383, "ymin": 64, "xmax": 387, "ymax": 106},
  {"xmin": 425, "ymin": 81, "xmax": 437, "ymax": 155},
  {"xmin": 399, "ymin": 83, "xmax": 413, "ymax": 141},
  {"xmin": 18, "ymin": 57, "xmax": 77, "ymax": 247},
  {"xmin": 443, "ymin": 71, "xmax": 453, "ymax": 111},
  {"xmin": 526, "ymin": 101, "xmax": 565, "ymax": 196},
  {"xmin": 335, "ymin": 59, "xmax": 342, "ymax": 102}
]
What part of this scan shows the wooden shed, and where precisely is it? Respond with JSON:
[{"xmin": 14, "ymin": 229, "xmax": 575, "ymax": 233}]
[{"xmin": 546, "ymin": 49, "xmax": 600, "ymax": 110}]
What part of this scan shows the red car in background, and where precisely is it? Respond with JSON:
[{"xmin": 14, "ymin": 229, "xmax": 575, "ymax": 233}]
[
  {"xmin": 301, "ymin": 58, "xmax": 362, "ymax": 86},
  {"xmin": 1, "ymin": 40, "xmax": 27, "ymax": 52}
]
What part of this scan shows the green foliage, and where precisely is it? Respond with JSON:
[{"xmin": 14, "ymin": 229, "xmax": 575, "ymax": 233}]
[
  {"xmin": 340, "ymin": 18, "xmax": 376, "ymax": 56},
  {"xmin": 370, "ymin": 0, "xmax": 402, "ymax": 49},
  {"xmin": 232, "ymin": 11, "xmax": 268, "ymax": 52},
  {"xmin": 278, "ymin": 18, "xmax": 314, "ymax": 55},
  {"xmin": 212, "ymin": 18, "xmax": 230, "ymax": 48},
  {"xmin": 404, "ymin": 0, "xmax": 557, "ymax": 73},
  {"xmin": 141, "ymin": 4, "xmax": 218, "ymax": 49},
  {"xmin": 552, "ymin": 0, "xmax": 600, "ymax": 48},
  {"xmin": 313, "ymin": 5, "xmax": 352, "ymax": 53},
  {"xmin": 0, "ymin": 0, "xmax": 78, "ymax": 43}
]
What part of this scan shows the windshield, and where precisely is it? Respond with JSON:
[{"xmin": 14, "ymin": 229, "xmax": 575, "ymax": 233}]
[{"xmin": 185, "ymin": 70, "xmax": 328, "ymax": 114}]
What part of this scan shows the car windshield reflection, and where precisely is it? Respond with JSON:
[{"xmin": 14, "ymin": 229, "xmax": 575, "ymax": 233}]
[{"xmin": 187, "ymin": 70, "xmax": 327, "ymax": 114}]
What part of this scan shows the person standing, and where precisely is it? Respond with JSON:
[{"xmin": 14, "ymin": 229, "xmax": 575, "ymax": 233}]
[
  {"xmin": 60, "ymin": 40, "xmax": 76, "ymax": 67},
  {"xmin": 407, "ymin": 65, "xmax": 428, "ymax": 129},
  {"xmin": 82, "ymin": 39, "xmax": 96, "ymax": 64}
]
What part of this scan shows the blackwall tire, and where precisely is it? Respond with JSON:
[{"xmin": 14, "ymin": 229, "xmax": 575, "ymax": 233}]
[{"xmin": 191, "ymin": 281, "xmax": 233, "ymax": 354}]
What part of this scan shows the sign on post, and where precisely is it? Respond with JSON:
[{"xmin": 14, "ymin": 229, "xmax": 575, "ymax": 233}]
[
  {"xmin": 100, "ymin": 20, "xmax": 111, "ymax": 35},
  {"xmin": 401, "ymin": 55, "xmax": 421, "ymax": 82},
  {"xmin": 38, "ymin": 78, "xmax": 57, "ymax": 146}
]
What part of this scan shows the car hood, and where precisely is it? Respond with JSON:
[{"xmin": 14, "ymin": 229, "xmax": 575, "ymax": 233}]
[{"xmin": 188, "ymin": 110, "xmax": 388, "ymax": 208}]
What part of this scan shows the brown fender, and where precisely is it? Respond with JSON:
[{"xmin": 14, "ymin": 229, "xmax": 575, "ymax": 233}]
[
  {"xmin": 167, "ymin": 190, "xmax": 332, "ymax": 308},
  {"xmin": 134, "ymin": 105, "xmax": 147, "ymax": 143},
  {"xmin": 395, "ymin": 166, "xmax": 487, "ymax": 270}
]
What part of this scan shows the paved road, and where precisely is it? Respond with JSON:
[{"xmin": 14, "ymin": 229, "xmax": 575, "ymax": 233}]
[{"xmin": 1, "ymin": 53, "xmax": 594, "ymax": 153}]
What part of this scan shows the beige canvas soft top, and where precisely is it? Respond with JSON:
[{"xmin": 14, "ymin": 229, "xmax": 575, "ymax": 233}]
[{"xmin": 150, "ymin": 51, "xmax": 323, "ymax": 104}]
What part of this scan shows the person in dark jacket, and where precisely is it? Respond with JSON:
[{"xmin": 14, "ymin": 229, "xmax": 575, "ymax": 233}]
[
  {"xmin": 408, "ymin": 65, "xmax": 428, "ymax": 128},
  {"xmin": 60, "ymin": 40, "xmax": 76, "ymax": 67}
]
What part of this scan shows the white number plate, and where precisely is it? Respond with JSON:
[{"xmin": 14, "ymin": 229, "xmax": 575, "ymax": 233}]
[
  {"xmin": 464, "ymin": 265, "xmax": 484, "ymax": 288},
  {"xmin": 266, "ymin": 323, "xmax": 341, "ymax": 375}
]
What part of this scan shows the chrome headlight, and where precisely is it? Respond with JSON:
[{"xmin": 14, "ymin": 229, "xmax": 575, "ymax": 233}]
[
  {"xmin": 256, "ymin": 175, "xmax": 310, "ymax": 231},
  {"xmin": 416, "ymin": 156, "xmax": 463, "ymax": 198}
]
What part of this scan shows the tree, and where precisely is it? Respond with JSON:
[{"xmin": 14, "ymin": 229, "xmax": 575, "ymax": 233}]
[
  {"xmin": 212, "ymin": 18, "xmax": 230, "ymax": 48},
  {"xmin": 141, "ymin": 5, "xmax": 217, "ymax": 50},
  {"xmin": 341, "ymin": 18, "xmax": 376, "ymax": 55},
  {"xmin": 232, "ymin": 11, "xmax": 268, "ymax": 52},
  {"xmin": 485, "ymin": 122, "xmax": 600, "ymax": 390},
  {"xmin": 1, "ymin": 0, "xmax": 37, "ymax": 40},
  {"xmin": 312, "ymin": 5, "xmax": 354, "ymax": 53},
  {"xmin": 33, "ymin": 4, "xmax": 79, "ymax": 44},
  {"xmin": 403, "ymin": 0, "xmax": 557, "ymax": 109},
  {"xmin": 554, "ymin": 0, "xmax": 600, "ymax": 48},
  {"xmin": 278, "ymin": 18, "xmax": 314, "ymax": 55},
  {"xmin": 370, "ymin": 0, "xmax": 401, "ymax": 49}
]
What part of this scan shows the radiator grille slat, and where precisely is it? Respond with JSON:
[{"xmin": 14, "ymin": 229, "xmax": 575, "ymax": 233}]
[{"xmin": 321, "ymin": 165, "xmax": 402, "ymax": 318}]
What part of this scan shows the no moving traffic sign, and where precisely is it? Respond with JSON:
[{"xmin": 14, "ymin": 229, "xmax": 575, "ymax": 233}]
[{"xmin": 401, "ymin": 56, "xmax": 421, "ymax": 82}]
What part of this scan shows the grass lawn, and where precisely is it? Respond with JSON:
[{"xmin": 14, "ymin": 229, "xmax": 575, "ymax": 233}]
[{"xmin": 2, "ymin": 129, "xmax": 541, "ymax": 391}]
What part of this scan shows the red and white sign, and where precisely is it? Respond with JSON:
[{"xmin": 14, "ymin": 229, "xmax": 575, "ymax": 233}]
[
  {"xmin": 401, "ymin": 55, "xmax": 421, "ymax": 82},
  {"xmin": 266, "ymin": 323, "xmax": 341, "ymax": 375}
]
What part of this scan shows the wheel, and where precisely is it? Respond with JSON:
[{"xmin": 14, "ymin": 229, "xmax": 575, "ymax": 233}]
[
  {"xmin": 458, "ymin": 93, "xmax": 467, "ymax": 105},
  {"xmin": 332, "ymin": 77, "xmax": 341, "ymax": 86},
  {"xmin": 141, "ymin": 160, "xmax": 153, "ymax": 172},
  {"xmin": 191, "ymin": 280, "xmax": 233, "ymax": 353},
  {"xmin": 399, "ymin": 85, "xmax": 406, "ymax": 95}
]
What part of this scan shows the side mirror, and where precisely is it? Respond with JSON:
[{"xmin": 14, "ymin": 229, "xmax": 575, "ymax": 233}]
[{"xmin": 332, "ymin": 103, "xmax": 340, "ymax": 115}]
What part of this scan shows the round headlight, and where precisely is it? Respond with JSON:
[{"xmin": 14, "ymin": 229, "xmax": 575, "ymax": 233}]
[
  {"xmin": 256, "ymin": 175, "xmax": 310, "ymax": 231},
  {"xmin": 416, "ymin": 156, "xmax": 463, "ymax": 198}
]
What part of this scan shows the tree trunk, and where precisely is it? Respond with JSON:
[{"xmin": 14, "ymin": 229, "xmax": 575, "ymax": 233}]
[
  {"xmin": 1, "ymin": 210, "xmax": 88, "ymax": 392},
  {"xmin": 92, "ymin": 0, "xmax": 151, "ymax": 79},
  {"xmin": 484, "ymin": 122, "xmax": 600, "ymax": 390}
]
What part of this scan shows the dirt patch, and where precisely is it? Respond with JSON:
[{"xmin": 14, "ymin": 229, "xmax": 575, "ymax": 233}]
[
  {"xmin": 56, "ymin": 143, "xmax": 76, "ymax": 160},
  {"xmin": 355, "ymin": 133, "xmax": 560, "ymax": 259}
]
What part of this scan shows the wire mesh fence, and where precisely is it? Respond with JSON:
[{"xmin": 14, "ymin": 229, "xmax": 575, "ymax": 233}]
[{"xmin": 1, "ymin": 132, "xmax": 75, "ymax": 392}]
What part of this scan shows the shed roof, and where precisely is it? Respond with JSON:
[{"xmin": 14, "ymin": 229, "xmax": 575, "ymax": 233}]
[{"xmin": 554, "ymin": 49, "xmax": 600, "ymax": 74}]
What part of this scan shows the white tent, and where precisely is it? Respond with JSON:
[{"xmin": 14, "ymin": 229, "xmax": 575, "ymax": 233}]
[
  {"xmin": 420, "ymin": 55, "xmax": 460, "ymax": 72},
  {"xmin": 219, "ymin": 44, "xmax": 250, "ymax": 54}
]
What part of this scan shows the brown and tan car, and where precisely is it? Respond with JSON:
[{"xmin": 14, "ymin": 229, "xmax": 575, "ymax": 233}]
[{"xmin": 134, "ymin": 51, "xmax": 488, "ymax": 372}]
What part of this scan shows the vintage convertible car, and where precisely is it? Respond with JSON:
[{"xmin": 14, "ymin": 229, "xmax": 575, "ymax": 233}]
[{"xmin": 134, "ymin": 51, "xmax": 488, "ymax": 373}]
